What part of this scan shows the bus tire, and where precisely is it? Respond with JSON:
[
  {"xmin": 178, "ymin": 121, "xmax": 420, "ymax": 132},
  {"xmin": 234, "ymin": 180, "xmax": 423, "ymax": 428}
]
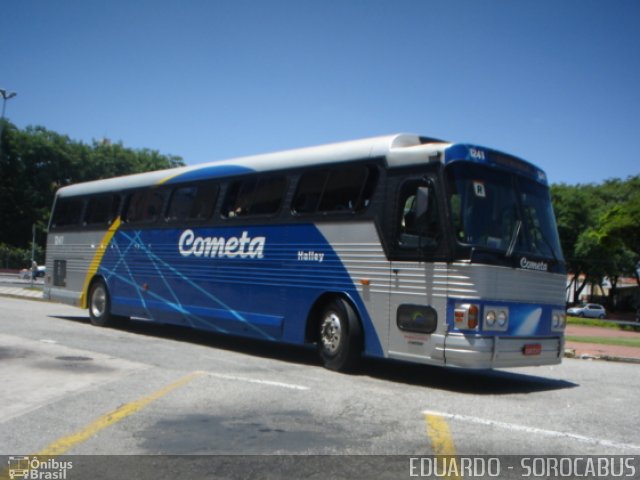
[
  {"xmin": 318, "ymin": 298, "xmax": 363, "ymax": 372},
  {"xmin": 88, "ymin": 279, "xmax": 118, "ymax": 327}
]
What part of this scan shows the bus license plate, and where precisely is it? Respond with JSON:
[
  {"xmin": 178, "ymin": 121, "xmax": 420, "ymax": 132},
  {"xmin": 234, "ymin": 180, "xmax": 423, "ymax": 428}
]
[{"xmin": 523, "ymin": 344, "xmax": 542, "ymax": 356}]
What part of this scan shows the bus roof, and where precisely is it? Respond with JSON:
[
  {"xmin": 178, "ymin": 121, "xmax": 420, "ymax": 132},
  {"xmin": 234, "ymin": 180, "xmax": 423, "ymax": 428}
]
[
  {"xmin": 56, "ymin": 134, "xmax": 451, "ymax": 198},
  {"xmin": 55, "ymin": 133, "xmax": 547, "ymax": 198}
]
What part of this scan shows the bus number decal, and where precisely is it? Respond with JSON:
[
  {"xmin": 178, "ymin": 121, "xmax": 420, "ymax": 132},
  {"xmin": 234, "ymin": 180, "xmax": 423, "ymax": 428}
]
[{"xmin": 470, "ymin": 148, "xmax": 486, "ymax": 160}]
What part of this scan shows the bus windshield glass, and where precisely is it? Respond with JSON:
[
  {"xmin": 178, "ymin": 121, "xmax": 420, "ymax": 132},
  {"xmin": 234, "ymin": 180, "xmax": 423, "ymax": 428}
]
[{"xmin": 446, "ymin": 162, "xmax": 563, "ymax": 262}]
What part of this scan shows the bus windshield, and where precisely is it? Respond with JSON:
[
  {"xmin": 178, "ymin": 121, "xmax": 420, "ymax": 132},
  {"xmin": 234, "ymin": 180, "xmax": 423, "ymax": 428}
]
[{"xmin": 446, "ymin": 162, "xmax": 563, "ymax": 263}]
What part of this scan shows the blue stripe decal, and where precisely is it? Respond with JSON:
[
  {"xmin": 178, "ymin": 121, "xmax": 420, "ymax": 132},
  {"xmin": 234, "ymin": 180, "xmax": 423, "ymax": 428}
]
[
  {"xmin": 162, "ymin": 165, "xmax": 252, "ymax": 185},
  {"xmin": 98, "ymin": 224, "xmax": 384, "ymax": 356},
  {"xmin": 107, "ymin": 229, "xmax": 272, "ymax": 337},
  {"xmin": 102, "ymin": 230, "xmax": 231, "ymax": 332}
]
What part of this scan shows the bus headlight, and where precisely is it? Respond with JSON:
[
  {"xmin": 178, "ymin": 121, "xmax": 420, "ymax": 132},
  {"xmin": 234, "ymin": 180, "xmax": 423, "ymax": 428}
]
[
  {"xmin": 552, "ymin": 310, "xmax": 566, "ymax": 331},
  {"xmin": 485, "ymin": 310, "xmax": 496, "ymax": 327},
  {"xmin": 497, "ymin": 310, "xmax": 508, "ymax": 327},
  {"xmin": 484, "ymin": 307, "xmax": 509, "ymax": 331}
]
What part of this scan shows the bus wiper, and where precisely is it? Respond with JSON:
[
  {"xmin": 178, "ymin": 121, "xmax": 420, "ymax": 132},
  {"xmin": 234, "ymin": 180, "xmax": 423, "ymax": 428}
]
[{"xmin": 505, "ymin": 220, "xmax": 522, "ymax": 258}]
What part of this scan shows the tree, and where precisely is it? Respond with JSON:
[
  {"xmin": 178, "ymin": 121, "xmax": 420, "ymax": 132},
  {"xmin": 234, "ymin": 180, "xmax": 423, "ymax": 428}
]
[
  {"xmin": 0, "ymin": 120, "xmax": 184, "ymax": 258},
  {"xmin": 551, "ymin": 176, "xmax": 640, "ymax": 307},
  {"xmin": 551, "ymin": 183, "xmax": 599, "ymax": 302},
  {"xmin": 596, "ymin": 186, "xmax": 640, "ymax": 287}
]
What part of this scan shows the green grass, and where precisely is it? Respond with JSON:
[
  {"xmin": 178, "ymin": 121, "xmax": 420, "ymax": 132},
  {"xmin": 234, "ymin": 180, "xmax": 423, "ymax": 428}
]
[
  {"xmin": 566, "ymin": 336, "xmax": 640, "ymax": 348},
  {"xmin": 567, "ymin": 316, "xmax": 640, "ymax": 332}
]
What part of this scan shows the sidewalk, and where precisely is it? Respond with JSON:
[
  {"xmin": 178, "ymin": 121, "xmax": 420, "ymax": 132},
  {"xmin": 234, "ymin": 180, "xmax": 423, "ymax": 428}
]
[
  {"xmin": 0, "ymin": 284, "xmax": 44, "ymax": 299},
  {"xmin": 565, "ymin": 324, "xmax": 640, "ymax": 363}
]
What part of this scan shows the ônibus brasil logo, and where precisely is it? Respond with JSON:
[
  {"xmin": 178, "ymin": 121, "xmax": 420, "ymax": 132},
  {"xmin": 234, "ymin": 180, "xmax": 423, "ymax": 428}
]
[
  {"xmin": 178, "ymin": 229, "xmax": 266, "ymax": 259},
  {"xmin": 7, "ymin": 456, "xmax": 72, "ymax": 479}
]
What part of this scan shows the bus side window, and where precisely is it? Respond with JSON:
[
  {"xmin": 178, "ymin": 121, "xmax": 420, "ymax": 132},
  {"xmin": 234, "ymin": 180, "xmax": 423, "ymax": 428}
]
[
  {"xmin": 358, "ymin": 167, "xmax": 378, "ymax": 209},
  {"xmin": 292, "ymin": 165, "xmax": 377, "ymax": 215},
  {"xmin": 319, "ymin": 166, "xmax": 367, "ymax": 212},
  {"xmin": 125, "ymin": 191, "xmax": 145, "ymax": 223},
  {"xmin": 125, "ymin": 190, "xmax": 166, "ymax": 224},
  {"xmin": 167, "ymin": 183, "xmax": 219, "ymax": 222},
  {"xmin": 223, "ymin": 176, "xmax": 285, "ymax": 218},
  {"xmin": 292, "ymin": 170, "xmax": 329, "ymax": 214},
  {"xmin": 51, "ymin": 197, "xmax": 85, "ymax": 229},
  {"xmin": 189, "ymin": 182, "xmax": 218, "ymax": 220},
  {"xmin": 166, "ymin": 186, "xmax": 197, "ymax": 222},
  {"xmin": 84, "ymin": 194, "xmax": 120, "ymax": 226},
  {"xmin": 250, "ymin": 176, "xmax": 287, "ymax": 215},
  {"xmin": 223, "ymin": 179, "xmax": 256, "ymax": 218},
  {"xmin": 145, "ymin": 191, "xmax": 165, "ymax": 222}
]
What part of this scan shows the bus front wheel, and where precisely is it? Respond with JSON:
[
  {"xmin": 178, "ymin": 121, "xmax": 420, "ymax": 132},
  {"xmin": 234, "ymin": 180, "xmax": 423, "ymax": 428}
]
[
  {"xmin": 88, "ymin": 279, "xmax": 117, "ymax": 327},
  {"xmin": 318, "ymin": 298, "xmax": 362, "ymax": 372}
]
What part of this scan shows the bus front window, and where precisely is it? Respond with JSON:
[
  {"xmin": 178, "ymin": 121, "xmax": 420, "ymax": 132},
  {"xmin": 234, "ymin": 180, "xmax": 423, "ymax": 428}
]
[{"xmin": 446, "ymin": 162, "xmax": 563, "ymax": 263}]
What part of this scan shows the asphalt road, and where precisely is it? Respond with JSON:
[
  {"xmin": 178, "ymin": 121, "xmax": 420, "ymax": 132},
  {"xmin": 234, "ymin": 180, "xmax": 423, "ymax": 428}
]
[{"xmin": 0, "ymin": 296, "xmax": 639, "ymax": 477}]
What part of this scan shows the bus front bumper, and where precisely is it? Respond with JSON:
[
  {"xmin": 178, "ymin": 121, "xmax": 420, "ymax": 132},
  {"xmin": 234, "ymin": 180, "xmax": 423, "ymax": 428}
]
[{"xmin": 443, "ymin": 333, "xmax": 564, "ymax": 368}]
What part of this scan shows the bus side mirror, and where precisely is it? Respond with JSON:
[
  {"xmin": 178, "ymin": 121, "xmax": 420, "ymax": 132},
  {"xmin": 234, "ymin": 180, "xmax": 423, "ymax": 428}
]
[{"xmin": 415, "ymin": 186, "xmax": 430, "ymax": 225}]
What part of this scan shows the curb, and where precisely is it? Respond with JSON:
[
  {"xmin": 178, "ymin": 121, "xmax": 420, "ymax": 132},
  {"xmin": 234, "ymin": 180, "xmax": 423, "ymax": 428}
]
[
  {"xmin": 0, "ymin": 286, "xmax": 44, "ymax": 297},
  {"xmin": 0, "ymin": 291, "xmax": 47, "ymax": 302},
  {"xmin": 564, "ymin": 348, "xmax": 640, "ymax": 365}
]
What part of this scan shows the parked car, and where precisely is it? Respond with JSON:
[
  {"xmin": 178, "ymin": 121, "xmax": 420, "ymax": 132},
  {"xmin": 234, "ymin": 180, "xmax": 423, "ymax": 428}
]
[
  {"xmin": 19, "ymin": 265, "xmax": 46, "ymax": 280},
  {"xmin": 566, "ymin": 303, "xmax": 607, "ymax": 319}
]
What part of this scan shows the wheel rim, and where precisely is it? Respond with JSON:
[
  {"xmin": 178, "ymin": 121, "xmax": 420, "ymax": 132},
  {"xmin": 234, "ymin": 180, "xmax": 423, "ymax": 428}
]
[
  {"xmin": 90, "ymin": 284, "xmax": 106, "ymax": 319},
  {"xmin": 320, "ymin": 312, "xmax": 342, "ymax": 355}
]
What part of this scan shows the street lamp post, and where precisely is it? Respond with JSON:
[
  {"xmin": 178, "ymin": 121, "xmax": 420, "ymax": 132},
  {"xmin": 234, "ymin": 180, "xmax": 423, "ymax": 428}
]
[
  {"xmin": 0, "ymin": 88, "xmax": 17, "ymax": 119},
  {"xmin": 0, "ymin": 88, "xmax": 17, "ymax": 157}
]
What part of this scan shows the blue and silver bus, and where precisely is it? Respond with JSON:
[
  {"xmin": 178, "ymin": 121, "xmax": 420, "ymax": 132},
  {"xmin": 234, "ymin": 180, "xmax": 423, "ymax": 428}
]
[{"xmin": 44, "ymin": 134, "xmax": 566, "ymax": 371}]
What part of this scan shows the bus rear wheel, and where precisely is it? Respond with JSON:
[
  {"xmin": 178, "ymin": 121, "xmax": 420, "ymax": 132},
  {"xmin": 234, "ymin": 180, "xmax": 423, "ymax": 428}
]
[
  {"xmin": 88, "ymin": 279, "xmax": 118, "ymax": 327},
  {"xmin": 318, "ymin": 298, "xmax": 362, "ymax": 372}
]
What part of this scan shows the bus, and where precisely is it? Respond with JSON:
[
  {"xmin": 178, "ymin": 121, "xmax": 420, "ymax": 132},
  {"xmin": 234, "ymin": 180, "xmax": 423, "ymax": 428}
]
[{"xmin": 44, "ymin": 134, "xmax": 566, "ymax": 371}]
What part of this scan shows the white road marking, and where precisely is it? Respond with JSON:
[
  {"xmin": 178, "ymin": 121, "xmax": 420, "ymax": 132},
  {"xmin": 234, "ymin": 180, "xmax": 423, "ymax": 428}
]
[
  {"xmin": 204, "ymin": 371, "xmax": 309, "ymax": 391},
  {"xmin": 422, "ymin": 409, "xmax": 640, "ymax": 451}
]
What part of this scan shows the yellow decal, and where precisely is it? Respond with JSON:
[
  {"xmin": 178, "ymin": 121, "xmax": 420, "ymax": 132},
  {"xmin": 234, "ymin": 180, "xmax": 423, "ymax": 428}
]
[
  {"xmin": 79, "ymin": 217, "xmax": 121, "ymax": 308},
  {"xmin": 156, "ymin": 172, "xmax": 180, "ymax": 185}
]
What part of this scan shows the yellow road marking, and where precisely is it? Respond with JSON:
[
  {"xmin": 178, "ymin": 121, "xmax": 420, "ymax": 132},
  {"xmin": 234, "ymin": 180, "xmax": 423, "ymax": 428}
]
[
  {"xmin": 2, "ymin": 370, "xmax": 201, "ymax": 477},
  {"xmin": 424, "ymin": 412, "xmax": 462, "ymax": 479},
  {"xmin": 37, "ymin": 371, "xmax": 204, "ymax": 456},
  {"xmin": 424, "ymin": 412, "xmax": 457, "ymax": 455},
  {"xmin": 0, "ymin": 372, "xmax": 203, "ymax": 480},
  {"xmin": 1, "ymin": 372, "xmax": 202, "ymax": 479}
]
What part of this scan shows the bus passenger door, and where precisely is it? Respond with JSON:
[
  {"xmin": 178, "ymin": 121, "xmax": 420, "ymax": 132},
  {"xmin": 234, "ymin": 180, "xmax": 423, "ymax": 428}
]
[{"xmin": 388, "ymin": 179, "xmax": 447, "ymax": 365}]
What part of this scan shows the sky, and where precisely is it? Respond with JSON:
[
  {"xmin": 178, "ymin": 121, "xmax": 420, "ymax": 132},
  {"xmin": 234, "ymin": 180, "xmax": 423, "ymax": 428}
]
[{"xmin": 2, "ymin": 0, "xmax": 639, "ymax": 185}]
